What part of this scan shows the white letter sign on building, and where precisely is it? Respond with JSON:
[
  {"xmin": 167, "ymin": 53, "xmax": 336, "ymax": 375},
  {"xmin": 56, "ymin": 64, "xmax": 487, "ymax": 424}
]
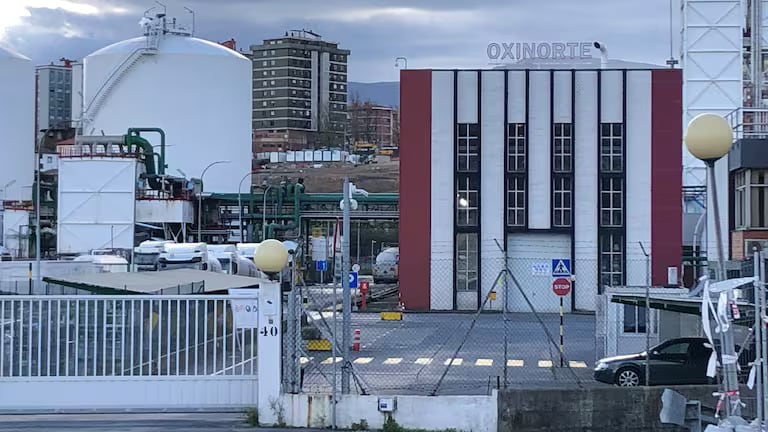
[{"xmin": 487, "ymin": 42, "xmax": 593, "ymax": 62}]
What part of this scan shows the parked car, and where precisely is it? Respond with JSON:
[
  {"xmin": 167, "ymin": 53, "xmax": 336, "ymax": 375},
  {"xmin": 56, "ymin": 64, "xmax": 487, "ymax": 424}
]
[{"xmin": 594, "ymin": 337, "xmax": 751, "ymax": 387}]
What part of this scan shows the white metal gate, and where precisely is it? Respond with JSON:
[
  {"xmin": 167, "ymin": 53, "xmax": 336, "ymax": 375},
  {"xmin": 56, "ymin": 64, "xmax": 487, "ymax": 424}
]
[{"xmin": 0, "ymin": 295, "xmax": 258, "ymax": 411}]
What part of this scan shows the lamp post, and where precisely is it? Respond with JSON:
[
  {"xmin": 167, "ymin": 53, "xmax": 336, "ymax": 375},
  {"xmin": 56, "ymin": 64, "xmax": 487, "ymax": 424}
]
[
  {"xmin": 395, "ymin": 56, "xmax": 408, "ymax": 70},
  {"xmin": 237, "ymin": 171, "xmax": 252, "ymax": 243},
  {"xmin": 197, "ymin": 160, "xmax": 230, "ymax": 242},
  {"xmin": 262, "ymin": 184, "xmax": 273, "ymax": 241},
  {"xmin": 684, "ymin": 113, "xmax": 740, "ymax": 417}
]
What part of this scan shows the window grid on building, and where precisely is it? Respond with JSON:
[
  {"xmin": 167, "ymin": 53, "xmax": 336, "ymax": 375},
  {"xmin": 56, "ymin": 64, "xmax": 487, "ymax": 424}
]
[
  {"xmin": 455, "ymin": 233, "xmax": 479, "ymax": 292},
  {"xmin": 456, "ymin": 175, "xmax": 479, "ymax": 227},
  {"xmin": 456, "ymin": 123, "xmax": 480, "ymax": 172},
  {"xmin": 552, "ymin": 176, "xmax": 572, "ymax": 228},
  {"xmin": 600, "ymin": 232, "xmax": 624, "ymax": 288},
  {"xmin": 553, "ymin": 123, "xmax": 573, "ymax": 173},
  {"xmin": 600, "ymin": 177, "xmax": 623, "ymax": 227},
  {"xmin": 507, "ymin": 176, "xmax": 526, "ymax": 227},
  {"xmin": 623, "ymin": 305, "xmax": 648, "ymax": 333},
  {"xmin": 507, "ymin": 123, "xmax": 526, "ymax": 173},
  {"xmin": 600, "ymin": 123, "xmax": 623, "ymax": 173}
]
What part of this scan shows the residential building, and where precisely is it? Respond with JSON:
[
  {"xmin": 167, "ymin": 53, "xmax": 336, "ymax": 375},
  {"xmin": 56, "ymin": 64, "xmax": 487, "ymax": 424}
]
[
  {"xmin": 36, "ymin": 59, "xmax": 73, "ymax": 133},
  {"xmin": 398, "ymin": 66, "xmax": 682, "ymax": 312},
  {"xmin": 250, "ymin": 29, "xmax": 350, "ymax": 149},
  {"xmin": 348, "ymin": 101, "xmax": 399, "ymax": 148}
]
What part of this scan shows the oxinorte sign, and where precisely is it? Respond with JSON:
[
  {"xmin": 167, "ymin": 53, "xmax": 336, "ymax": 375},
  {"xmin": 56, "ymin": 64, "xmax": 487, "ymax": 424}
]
[{"xmin": 487, "ymin": 42, "xmax": 594, "ymax": 62}]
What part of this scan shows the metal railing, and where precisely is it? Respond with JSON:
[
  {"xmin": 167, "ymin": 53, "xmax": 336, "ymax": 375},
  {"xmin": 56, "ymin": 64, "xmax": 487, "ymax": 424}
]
[
  {"xmin": 727, "ymin": 107, "xmax": 768, "ymax": 139},
  {"xmin": 0, "ymin": 295, "xmax": 257, "ymax": 378}
]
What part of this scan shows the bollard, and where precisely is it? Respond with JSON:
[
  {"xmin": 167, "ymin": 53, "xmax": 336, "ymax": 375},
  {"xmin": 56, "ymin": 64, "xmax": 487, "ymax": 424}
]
[{"xmin": 352, "ymin": 329, "xmax": 361, "ymax": 352}]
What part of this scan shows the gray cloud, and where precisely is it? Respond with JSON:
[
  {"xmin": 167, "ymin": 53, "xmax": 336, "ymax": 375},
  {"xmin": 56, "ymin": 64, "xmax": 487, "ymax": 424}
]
[{"xmin": 3, "ymin": 0, "xmax": 680, "ymax": 82}]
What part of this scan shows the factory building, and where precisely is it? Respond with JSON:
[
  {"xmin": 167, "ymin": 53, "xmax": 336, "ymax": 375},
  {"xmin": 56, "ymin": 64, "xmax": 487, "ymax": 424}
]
[{"xmin": 398, "ymin": 66, "xmax": 683, "ymax": 312}]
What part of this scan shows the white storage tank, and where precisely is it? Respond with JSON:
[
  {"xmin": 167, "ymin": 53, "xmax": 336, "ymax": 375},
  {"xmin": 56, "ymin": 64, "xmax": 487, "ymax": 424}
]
[
  {"xmin": 81, "ymin": 14, "xmax": 251, "ymax": 193},
  {"xmin": 0, "ymin": 45, "xmax": 34, "ymax": 202}
]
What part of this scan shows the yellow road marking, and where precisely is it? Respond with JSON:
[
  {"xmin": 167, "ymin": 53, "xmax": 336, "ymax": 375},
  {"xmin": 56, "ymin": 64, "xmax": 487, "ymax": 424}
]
[
  {"xmin": 507, "ymin": 360, "xmax": 524, "ymax": 367},
  {"xmin": 538, "ymin": 360, "xmax": 553, "ymax": 368},
  {"xmin": 569, "ymin": 361, "xmax": 587, "ymax": 368},
  {"xmin": 475, "ymin": 359, "xmax": 493, "ymax": 366}
]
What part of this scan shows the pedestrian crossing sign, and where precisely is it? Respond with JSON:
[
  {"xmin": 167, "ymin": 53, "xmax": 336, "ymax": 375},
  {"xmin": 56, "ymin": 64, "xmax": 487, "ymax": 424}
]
[{"xmin": 551, "ymin": 259, "xmax": 571, "ymax": 276}]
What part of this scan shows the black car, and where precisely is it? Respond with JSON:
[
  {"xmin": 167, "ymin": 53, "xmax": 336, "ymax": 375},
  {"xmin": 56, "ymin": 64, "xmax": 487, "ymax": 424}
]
[{"xmin": 594, "ymin": 337, "xmax": 721, "ymax": 387}]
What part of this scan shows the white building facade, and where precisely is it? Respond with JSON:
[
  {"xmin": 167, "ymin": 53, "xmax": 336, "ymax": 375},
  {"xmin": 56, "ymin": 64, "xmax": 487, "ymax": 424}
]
[{"xmin": 399, "ymin": 68, "xmax": 683, "ymax": 312}]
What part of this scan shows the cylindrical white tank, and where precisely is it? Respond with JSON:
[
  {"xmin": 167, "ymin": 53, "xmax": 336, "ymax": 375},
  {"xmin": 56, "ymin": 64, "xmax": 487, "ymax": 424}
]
[
  {"xmin": 0, "ymin": 45, "xmax": 34, "ymax": 202},
  {"xmin": 82, "ymin": 23, "xmax": 251, "ymax": 193}
]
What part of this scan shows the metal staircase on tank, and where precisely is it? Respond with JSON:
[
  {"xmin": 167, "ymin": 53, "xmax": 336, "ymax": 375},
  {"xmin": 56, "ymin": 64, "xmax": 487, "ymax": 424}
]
[{"xmin": 82, "ymin": 31, "xmax": 160, "ymax": 133}]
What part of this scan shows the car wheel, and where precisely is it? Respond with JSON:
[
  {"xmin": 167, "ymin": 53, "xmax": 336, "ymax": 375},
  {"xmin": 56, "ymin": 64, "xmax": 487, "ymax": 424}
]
[{"xmin": 615, "ymin": 368, "xmax": 641, "ymax": 387}]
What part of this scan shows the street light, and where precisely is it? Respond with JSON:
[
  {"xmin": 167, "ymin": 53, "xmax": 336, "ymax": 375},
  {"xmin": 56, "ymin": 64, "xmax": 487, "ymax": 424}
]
[
  {"xmin": 684, "ymin": 112, "xmax": 740, "ymax": 417},
  {"xmin": 395, "ymin": 56, "xmax": 408, "ymax": 69},
  {"xmin": 237, "ymin": 171, "xmax": 252, "ymax": 243},
  {"xmin": 197, "ymin": 160, "xmax": 230, "ymax": 242},
  {"xmin": 262, "ymin": 183, "xmax": 273, "ymax": 241}
]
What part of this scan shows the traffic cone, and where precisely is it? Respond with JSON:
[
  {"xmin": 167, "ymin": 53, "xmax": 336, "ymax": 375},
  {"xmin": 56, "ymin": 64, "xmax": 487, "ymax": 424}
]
[{"xmin": 353, "ymin": 329, "xmax": 361, "ymax": 352}]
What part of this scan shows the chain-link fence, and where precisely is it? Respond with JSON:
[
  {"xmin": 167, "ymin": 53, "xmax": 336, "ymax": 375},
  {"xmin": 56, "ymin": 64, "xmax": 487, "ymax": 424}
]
[{"xmin": 293, "ymin": 255, "xmax": 658, "ymax": 395}]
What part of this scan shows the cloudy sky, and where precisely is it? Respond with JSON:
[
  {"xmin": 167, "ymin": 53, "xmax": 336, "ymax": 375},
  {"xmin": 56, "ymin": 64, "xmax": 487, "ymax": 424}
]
[{"xmin": 1, "ymin": 0, "xmax": 679, "ymax": 82}]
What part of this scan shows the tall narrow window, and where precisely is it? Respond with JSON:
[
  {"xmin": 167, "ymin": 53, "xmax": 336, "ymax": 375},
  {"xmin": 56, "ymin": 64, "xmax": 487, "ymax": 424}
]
[
  {"xmin": 553, "ymin": 177, "xmax": 572, "ymax": 227},
  {"xmin": 507, "ymin": 123, "xmax": 526, "ymax": 173},
  {"xmin": 735, "ymin": 170, "xmax": 747, "ymax": 229},
  {"xmin": 600, "ymin": 177, "xmax": 623, "ymax": 227},
  {"xmin": 600, "ymin": 123, "xmax": 623, "ymax": 172},
  {"xmin": 456, "ymin": 175, "xmax": 479, "ymax": 227},
  {"xmin": 553, "ymin": 123, "xmax": 573, "ymax": 173},
  {"xmin": 455, "ymin": 233, "xmax": 479, "ymax": 292},
  {"xmin": 507, "ymin": 176, "xmax": 526, "ymax": 227},
  {"xmin": 456, "ymin": 123, "xmax": 480, "ymax": 172},
  {"xmin": 600, "ymin": 233, "xmax": 624, "ymax": 287},
  {"xmin": 751, "ymin": 170, "xmax": 768, "ymax": 228}
]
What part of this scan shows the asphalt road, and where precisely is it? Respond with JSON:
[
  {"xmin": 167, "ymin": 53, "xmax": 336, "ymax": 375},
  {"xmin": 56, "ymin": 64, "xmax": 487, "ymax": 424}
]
[
  {"xmin": 0, "ymin": 413, "xmax": 311, "ymax": 432},
  {"xmin": 302, "ymin": 311, "xmax": 598, "ymax": 394}
]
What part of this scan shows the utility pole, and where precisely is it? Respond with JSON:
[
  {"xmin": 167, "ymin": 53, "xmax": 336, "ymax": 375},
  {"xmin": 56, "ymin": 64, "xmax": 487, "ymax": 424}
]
[{"xmin": 341, "ymin": 177, "xmax": 351, "ymax": 394}]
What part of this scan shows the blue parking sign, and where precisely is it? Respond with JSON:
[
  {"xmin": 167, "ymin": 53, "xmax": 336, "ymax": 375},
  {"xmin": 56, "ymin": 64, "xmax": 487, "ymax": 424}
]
[
  {"xmin": 349, "ymin": 272, "xmax": 358, "ymax": 289},
  {"xmin": 316, "ymin": 260, "xmax": 327, "ymax": 272}
]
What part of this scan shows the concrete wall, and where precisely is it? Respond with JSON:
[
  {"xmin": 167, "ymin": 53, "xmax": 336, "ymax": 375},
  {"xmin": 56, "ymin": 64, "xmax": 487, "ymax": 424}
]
[
  {"xmin": 280, "ymin": 392, "xmax": 497, "ymax": 431},
  {"xmin": 498, "ymin": 386, "xmax": 750, "ymax": 432}
]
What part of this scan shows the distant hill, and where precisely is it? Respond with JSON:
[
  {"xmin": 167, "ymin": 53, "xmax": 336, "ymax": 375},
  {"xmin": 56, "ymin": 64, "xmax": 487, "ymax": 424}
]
[{"xmin": 348, "ymin": 81, "xmax": 399, "ymax": 107}]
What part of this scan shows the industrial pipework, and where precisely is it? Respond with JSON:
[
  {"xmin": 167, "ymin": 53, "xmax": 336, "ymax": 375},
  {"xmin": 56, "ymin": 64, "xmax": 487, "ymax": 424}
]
[{"xmin": 123, "ymin": 128, "xmax": 166, "ymax": 190}]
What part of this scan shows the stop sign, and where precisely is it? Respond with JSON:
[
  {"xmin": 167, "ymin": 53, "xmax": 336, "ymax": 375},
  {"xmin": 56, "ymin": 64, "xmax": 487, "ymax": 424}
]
[{"xmin": 552, "ymin": 277, "xmax": 571, "ymax": 297}]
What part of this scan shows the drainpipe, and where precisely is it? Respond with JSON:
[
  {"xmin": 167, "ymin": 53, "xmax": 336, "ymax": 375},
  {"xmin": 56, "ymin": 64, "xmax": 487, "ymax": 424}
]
[{"xmin": 593, "ymin": 41, "xmax": 608, "ymax": 69}]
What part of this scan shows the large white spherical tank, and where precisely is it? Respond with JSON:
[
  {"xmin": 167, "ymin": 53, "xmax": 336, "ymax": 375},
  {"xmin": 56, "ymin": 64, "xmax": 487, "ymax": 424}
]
[
  {"xmin": 0, "ymin": 45, "xmax": 34, "ymax": 201},
  {"xmin": 83, "ymin": 34, "xmax": 251, "ymax": 193}
]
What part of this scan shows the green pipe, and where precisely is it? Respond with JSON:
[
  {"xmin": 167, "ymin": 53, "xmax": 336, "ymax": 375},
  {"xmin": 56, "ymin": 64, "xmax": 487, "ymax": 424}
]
[
  {"xmin": 127, "ymin": 128, "xmax": 166, "ymax": 174},
  {"xmin": 299, "ymin": 193, "xmax": 399, "ymax": 202},
  {"xmin": 124, "ymin": 134, "xmax": 162, "ymax": 190}
]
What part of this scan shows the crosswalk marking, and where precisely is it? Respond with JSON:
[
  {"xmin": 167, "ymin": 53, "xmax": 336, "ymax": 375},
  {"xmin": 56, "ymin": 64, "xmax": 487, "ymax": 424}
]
[
  {"xmin": 383, "ymin": 358, "xmax": 402, "ymax": 365},
  {"xmin": 300, "ymin": 357, "xmax": 311, "ymax": 365},
  {"xmin": 354, "ymin": 357, "xmax": 374, "ymax": 364},
  {"xmin": 569, "ymin": 361, "xmax": 587, "ymax": 368},
  {"xmin": 444, "ymin": 358, "xmax": 463, "ymax": 366},
  {"xmin": 538, "ymin": 360, "xmax": 553, "ymax": 368},
  {"xmin": 507, "ymin": 359, "xmax": 524, "ymax": 367},
  {"xmin": 321, "ymin": 357, "xmax": 343, "ymax": 364},
  {"xmin": 475, "ymin": 359, "xmax": 493, "ymax": 366},
  {"xmin": 415, "ymin": 358, "xmax": 433, "ymax": 365}
]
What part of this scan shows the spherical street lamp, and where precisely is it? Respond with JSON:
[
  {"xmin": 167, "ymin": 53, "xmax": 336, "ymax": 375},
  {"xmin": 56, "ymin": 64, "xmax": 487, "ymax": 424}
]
[
  {"xmin": 253, "ymin": 238, "xmax": 289, "ymax": 273},
  {"xmin": 684, "ymin": 112, "xmax": 740, "ymax": 418},
  {"xmin": 684, "ymin": 113, "xmax": 734, "ymax": 164}
]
